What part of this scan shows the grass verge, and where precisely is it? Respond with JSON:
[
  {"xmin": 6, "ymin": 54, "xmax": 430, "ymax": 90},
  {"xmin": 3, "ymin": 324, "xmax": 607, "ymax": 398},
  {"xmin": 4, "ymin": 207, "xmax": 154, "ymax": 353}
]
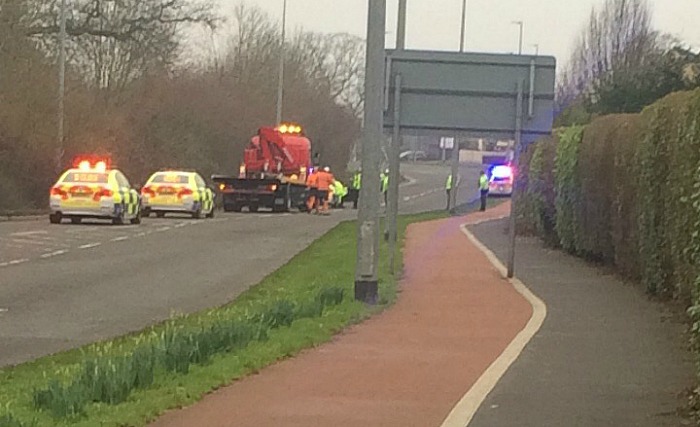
[{"xmin": 0, "ymin": 210, "xmax": 448, "ymax": 427}]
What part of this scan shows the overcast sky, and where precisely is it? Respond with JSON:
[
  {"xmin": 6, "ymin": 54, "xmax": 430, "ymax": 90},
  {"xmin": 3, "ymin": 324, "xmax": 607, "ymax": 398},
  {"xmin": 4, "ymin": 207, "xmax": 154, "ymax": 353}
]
[{"xmin": 212, "ymin": 0, "xmax": 700, "ymax": 65}]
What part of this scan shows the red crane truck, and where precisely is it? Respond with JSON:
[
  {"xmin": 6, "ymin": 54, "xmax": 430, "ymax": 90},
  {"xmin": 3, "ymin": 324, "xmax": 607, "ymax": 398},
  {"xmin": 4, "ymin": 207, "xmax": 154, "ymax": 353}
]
[{"xmin": 212, "ymin": 124, "xmax": 313, "ymax": 213}]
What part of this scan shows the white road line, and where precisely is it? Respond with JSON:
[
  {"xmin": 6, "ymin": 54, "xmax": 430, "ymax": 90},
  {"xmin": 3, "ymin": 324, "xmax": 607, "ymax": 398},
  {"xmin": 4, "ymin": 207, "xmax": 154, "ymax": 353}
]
[
  {"xmin": 10, "ymin": 231, "xmax": 48, "ymax": 237},
  {"xmin": 110, "ymin": 236, "xmax": 129, "ymax": 242},
  {"xmin": 155, "ymin": 227, "xmax": 171, "ymax": 232},
  {"xmin": 8, "ymin": 258, "xmax": 29, "ymax": 265},
  {"xmin": 78, "ymin": 242, "xmax": 102, "ymax": 249},
  {"xmin": 173, "ymin": 223, "xmax": 188, "ymax": 228},
  {"xmin": 133, "ymin": 232, "xmax": 147, "ymax": 238},
  {"xmin": 0, "ymin": 308, "xmax": 7, "ymax": 313},
  {"xmin": 40, "ymin": 250, "xmax": 68, "ymax": 259},
  {"xmin": 439, "ymin": 224, "xmax": 547, "ymax": 427}
]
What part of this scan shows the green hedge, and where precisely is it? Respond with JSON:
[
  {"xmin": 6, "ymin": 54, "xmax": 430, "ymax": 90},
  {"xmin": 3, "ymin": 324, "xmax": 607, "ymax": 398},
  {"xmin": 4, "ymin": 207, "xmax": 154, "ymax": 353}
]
[
  {"xmin": 516, "ymin": 87, "xmax": 700, "ymax": 376},
  {"xmin": 554, "ymin": 126, "xmax": 585, "ymax": 254}
]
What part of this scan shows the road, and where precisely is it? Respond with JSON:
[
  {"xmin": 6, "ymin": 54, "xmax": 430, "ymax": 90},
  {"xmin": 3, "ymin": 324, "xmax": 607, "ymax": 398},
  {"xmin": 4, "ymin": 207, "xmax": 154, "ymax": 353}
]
[{"xmin": 0, "ymin": 162, "xmax": 483, "ymax": 367}]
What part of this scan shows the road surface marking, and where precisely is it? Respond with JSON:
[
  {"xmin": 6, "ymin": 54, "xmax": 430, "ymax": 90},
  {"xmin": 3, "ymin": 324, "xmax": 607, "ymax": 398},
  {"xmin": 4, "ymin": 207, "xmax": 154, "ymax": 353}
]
[
  {"xmin": 110, "ymin": 236, "xmax": 129, "ymax": 242},
  {"xmin": 0, "ymin": 308, "xmax": 7, "ymax": 313},
  {"xmin": 133, "ymin": 232, "xmax": 147, "ymax": 238},
  {"xmin": 156, "ymin": 227, "xmax": 171, "ymax": 232},
  {"xmin": 439, "ymin": 223, "xmax": 547, "ymax": 427},
  {"xmin": 174, "ymin": 223, "xmax": 188, "ymax": 228},
  {"xmin": 40, "ymin": 250, "xmax": 68, "ymax": 259},
  {"xmin": 10, "ymin": 231, "xmax": 48, "ymax": 237},
  {"xmin": 8, "ymin": 258, "xmax": 29, "ymax": 265},
  {"xmin": 9, "ymin": 238, "xmax": 54, "ymax": 246},
  {"xmin": 78, "ymin": 242, "xmax": 102, "ymax": 249}
]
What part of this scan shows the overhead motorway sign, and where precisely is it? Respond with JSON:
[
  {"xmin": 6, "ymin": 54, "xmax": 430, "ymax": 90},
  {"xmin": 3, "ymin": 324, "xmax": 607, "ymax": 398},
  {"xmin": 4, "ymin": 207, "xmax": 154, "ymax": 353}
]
[{"xmin": 383, "ymin": 50, "xmax": 556, "ymax": 145}]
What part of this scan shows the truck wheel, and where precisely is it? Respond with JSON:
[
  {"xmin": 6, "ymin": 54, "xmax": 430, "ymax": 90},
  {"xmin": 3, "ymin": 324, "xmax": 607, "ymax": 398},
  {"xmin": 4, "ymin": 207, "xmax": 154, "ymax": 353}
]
[
  {"xmin": 71, "ymin": 217, "xmax": 82, "ymax": 225},
  {"xmin": 156, "ymin": 212, "xmax": 165, "ymax": 218},
  {"xmin": 249, "ymin": 204, "xmax": 259, "ymax": 213},
  {"xmin": 49, "ymin": 213, "xmax": 62, "ymax": 224}
]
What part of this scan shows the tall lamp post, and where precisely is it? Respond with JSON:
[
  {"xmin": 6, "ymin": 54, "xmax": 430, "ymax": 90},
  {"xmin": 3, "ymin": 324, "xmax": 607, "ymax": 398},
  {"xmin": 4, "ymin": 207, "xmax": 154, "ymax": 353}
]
[
  {"xmin": 532, "ymin": 43, "xmax": 539, "ymax": 56},
  {"xmin": 354, "ymin": 0, "xmax": 386, "ymax": 304},
  {"xmin": 57, "ymin": 0, "xmax": 67, "ymax": 171},
  {"xmin": 276, "ymin": 0, "xmax": 288, "ymax": 124},
  {"xmin": 511, "ymin": 20, "xmax": 523, "ymax": 55},
  {"xmin": 459, "ymin": 0, "xmax": 468, "ymax": 52}
]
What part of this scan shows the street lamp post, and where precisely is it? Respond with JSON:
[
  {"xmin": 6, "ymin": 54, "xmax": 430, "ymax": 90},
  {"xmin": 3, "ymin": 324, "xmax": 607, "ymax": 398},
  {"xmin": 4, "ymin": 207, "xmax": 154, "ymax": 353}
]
[
  {"xmin": 459, "ymin": 0, "xmax": 468, "ymax": 52},
  {"xmin": 355, "ymin": 0, "xmax": 386, "ymax": 304},
  {"xmin": 532, "ymin": 43, "xmax": 539, "ymax": 56},
  {"xmin": 276, "ymin": 0, "xmax": 287, "ymax": 124},
  {"xmin": 57, "ymin": 0, "xmax": 67, "ymax": 171},
  {"xmin": 512, "ymin": 20, "xmax": 523, "ymax": 55}
]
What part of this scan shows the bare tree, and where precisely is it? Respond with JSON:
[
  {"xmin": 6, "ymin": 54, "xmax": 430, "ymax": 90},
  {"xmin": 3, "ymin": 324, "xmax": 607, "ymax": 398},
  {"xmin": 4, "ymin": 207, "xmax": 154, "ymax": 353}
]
[
  {"xmin": 558, "ymin": 0, "xmax": 658, "ymax": 112},
  {"xmin": 24, "ymin": 0, "xmax": 218, "ymax": 91}
]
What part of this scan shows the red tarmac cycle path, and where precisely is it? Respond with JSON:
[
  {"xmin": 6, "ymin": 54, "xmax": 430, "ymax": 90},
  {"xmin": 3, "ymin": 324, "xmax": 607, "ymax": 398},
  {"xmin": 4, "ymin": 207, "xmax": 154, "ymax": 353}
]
[{"xmin": 151, "ymin": 202, "xmax": 533, "ymax": 427}]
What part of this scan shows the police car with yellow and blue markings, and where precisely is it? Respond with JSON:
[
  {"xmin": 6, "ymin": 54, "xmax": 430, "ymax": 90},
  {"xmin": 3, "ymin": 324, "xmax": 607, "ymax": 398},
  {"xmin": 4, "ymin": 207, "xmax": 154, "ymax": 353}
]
[
  {"xmin": 49, "ymin": 156, "xmax": 142, "ymax": 225},
  {"xmin": 141, "ymin": 171, "xmax": 215, "ymax": 219}
]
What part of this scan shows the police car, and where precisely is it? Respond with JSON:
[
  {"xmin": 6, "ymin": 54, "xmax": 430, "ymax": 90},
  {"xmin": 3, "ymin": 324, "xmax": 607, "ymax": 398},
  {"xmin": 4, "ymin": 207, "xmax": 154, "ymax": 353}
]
[
  {"xmin": 488, "ymin": 164, "xmax": 514, "ymax": 196},
  {"xmin": 49, "ymin": 157, "xmax": 142, "ymax": 225},
  {"xmin": 141, "ymin": 171, "xmax": 215, "ymax": 219}
]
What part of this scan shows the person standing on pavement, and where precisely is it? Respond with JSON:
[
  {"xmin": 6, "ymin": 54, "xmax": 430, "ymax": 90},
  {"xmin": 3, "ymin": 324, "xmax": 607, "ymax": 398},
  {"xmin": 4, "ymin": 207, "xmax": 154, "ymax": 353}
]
[
  {"xmin": 381, "ymin": 169, "xmax": 389, "ymax": 205},
  {"xmin": 351, "ymin": 169, "xmax": 361, "ymax": 209},
  {"xmin": 445, "ymin": 173, "xmax": 454, "ymax": 210},
  {"xmin": 478, "ymin": 170, "xmax": 489, "ymax": 211}
]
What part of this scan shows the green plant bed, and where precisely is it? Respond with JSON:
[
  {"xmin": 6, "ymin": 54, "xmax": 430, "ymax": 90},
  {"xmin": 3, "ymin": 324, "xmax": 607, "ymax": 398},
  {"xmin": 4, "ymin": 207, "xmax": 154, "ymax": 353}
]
[{"xmin": 0, "ymin": 211, "xmax": 448, "ymax": 427}]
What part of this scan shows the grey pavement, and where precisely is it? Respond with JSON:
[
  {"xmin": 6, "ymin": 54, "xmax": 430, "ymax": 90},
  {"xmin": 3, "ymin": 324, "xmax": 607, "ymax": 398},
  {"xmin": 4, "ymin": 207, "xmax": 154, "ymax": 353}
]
[
  {"xmin": 469, "ymin": 219, "xmax": 695, "ymax": 427},
  {"xmin": 0, "ymin": 162, "xmax": 481, "ymax": 367}
]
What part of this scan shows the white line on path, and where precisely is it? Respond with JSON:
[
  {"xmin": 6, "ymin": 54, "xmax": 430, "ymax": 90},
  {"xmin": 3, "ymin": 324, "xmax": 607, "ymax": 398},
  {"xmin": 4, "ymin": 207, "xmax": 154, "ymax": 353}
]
[
  {"xmin": 78, "ymin": 242, "xmax": 102, "ymax": 249},
  {"xmin": 7, "ymin": 258, "xmax": 29, "ymax": 265},
  {"xmin": 155, "ymin": 227, "xmax": 171, "ymax": 232},
  {"xmin": 0, "ymin": 308, "xmax": 7, "ymax": 313},
  {"xmin": 134, "ymin": 232, "xmax": 147, "ymax": 237},
  {"xmin": 110, "ymin": 236, "xmax": 129, "ymax": 242},
  {"xmin": 439, "ymin": 223, "xmax": 547, "ymax": 427},
  {"xmin": 40, "ymin": 250, "xmax": 68, "ymax": 259}
]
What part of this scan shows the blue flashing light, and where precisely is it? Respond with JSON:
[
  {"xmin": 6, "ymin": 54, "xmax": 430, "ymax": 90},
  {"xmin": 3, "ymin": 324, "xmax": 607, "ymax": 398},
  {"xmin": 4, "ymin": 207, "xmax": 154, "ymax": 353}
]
[{"xmin": 491, "ymin": 165, "xmax": 513, "ymax": 179}]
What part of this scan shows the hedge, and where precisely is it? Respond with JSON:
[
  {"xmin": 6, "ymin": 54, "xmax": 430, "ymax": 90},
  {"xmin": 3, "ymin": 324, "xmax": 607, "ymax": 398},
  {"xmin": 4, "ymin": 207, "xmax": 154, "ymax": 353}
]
[{"xmin": 516, "ymin": 87, "xmax": 700, "ymax": 373}]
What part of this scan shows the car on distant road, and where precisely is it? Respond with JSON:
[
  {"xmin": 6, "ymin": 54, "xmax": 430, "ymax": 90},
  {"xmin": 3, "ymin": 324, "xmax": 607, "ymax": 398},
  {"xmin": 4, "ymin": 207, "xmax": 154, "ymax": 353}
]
[
  {"xmin": 141, "ymin": 171, "xmax": 215, "ymax": 219},
  {"xmin": 399, "ymin": 150, "xmax": 428, "ymax": 161},
  {"xmin": 488, "ymin": 164, "xmax": 514, "ymax": 197}
]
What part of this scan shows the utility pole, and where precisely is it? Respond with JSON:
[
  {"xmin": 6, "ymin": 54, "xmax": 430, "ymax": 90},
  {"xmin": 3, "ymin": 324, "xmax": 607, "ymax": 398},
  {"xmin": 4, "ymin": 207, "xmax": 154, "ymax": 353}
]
[
  {"xmin": 512, "ymin": 20, "xmax": 523, "ymax": 55},
  {"xmin": 387, "ymin": 74, "xmax": 402, "ymax": 273},
  {"xmin": 459, "ymin": 0, "xmax": 467, "ymax": 52},
  {"xmin": 396, "ymin": 0, "xmax": 407, "ymax": 50},
  {"xmin": 507, "ymin": 79, "xmax": 524, "ymax": 278},
  {"xmin": 57, "ymin": 0, "xmax": 67, "ymax": 172},
  {"xmin": 386, "ymin": 0, "xmax": 406, "ymax": 273},
  {"xmin": 276, "ymin": 0, "xmax": 287, "ymax": 124},
  {"xmin": 532, "ymin": 43, "xmax": 539, "ymax": 56},
  {"xmin": 355, "ymin": 0, "xmax": 386, "ymax": 304}
]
